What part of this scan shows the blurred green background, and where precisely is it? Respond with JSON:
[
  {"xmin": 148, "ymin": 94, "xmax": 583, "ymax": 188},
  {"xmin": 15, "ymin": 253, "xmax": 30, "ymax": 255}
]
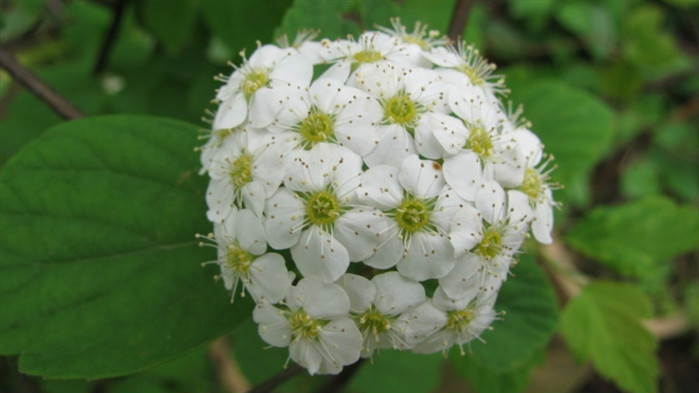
[{"xmin": 1, "ymin": 1, "xmax": 697, "ymax": 393}]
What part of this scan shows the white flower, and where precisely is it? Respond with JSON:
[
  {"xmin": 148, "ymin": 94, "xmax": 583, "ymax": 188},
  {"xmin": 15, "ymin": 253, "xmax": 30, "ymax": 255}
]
[
  {"xmin": 440, "ymin": 180, "xmax": 532, "ymax": 298},
  {"xmin": 337, "ymin": 272, "xmax": 425, "ymax": 356},
  {"xmin": 356, "ymin": 155, "xmax": 463, "ymax": 280},
  {"xmin": 253, "ymin": 277, "xmax": 362, "ymax": 375},
  {"xmin": 256, "ymin": 78, "xmax": 384, "ymax": 156},
  {"xmin": 214, "ymin": 45, "xmax": 313, "ymax": 130},
  {"xmin": 205, "ymin": 131, "xmax": 284, "ymax": 221},
  {"xmin": 199, "ymin": 208, "xmax": 291, "ymax": 303},
  {"xmin": 350, "ymin": 63, "xmax": 450, "ymax": 167},
  {"xmin": 264, "ymin": 144, "xmax": 391, "ymax": 282},
  {"xmin": 411, "ymin": 287, "xmax": 497, "ymax": 354}
]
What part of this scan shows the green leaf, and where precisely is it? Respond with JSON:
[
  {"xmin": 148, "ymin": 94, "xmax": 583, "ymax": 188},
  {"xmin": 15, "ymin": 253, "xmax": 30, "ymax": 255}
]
[
  {"xmin": 506, "ymin": 79, "xmax": 615, "ymax": 204},
  {"xmin": 566, "ymin": 196, "xmax": 699, "ymax": 278},
  {"xmin": 556, "ymin": 1, "xmax": 616, "ymax": 59},
  {"xmin": 451, "ymin": 345, "xmax": 545, "ymax": 393},
  {"xmin": 349, "ymin": 351, "xmax": 443, "ymax": 393},
  {"xmin": 275, "ymin": 0, "xmax": 360, "ymax": 41},
  {"xmin": 466, "ymin": 254, "xmax": 558, "ymax": 371},
  {"xmin": 203, "ymin": 0, "xmax": 292, "ymax": 58},
  {"xmin": 0, "ymin": 115, "xmax": 250, "ymax": 378},
  {"xmin": 136, "ymin": 0, "xmax": 200, "ymax": 54},
  {"xmin": 560, "ymin": 282, "xmax": 659, "ymax": 393}
]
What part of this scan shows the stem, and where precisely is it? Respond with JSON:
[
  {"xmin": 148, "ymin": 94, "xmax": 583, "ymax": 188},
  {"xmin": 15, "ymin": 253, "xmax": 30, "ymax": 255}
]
[
  {"xmin": 209, "ymin": 337, "xmax": 251, "ymax": 393},
  {"xmin": 93, "ymin": 0, "xmax": 128, "ymax": 75},
  {"xmin": 0, "ymin": 49, "xmax": 84, "ymax": 120},
  {"xmin": 246, "ymin": 364, "xmax": 304, "ymax": 393},
  {"xmin": 313, "ymin": 359, "xmax": 365, "ymax": 393},
  {"xmin": 448, "ymin": 0, "xmax": 474, "ymax": 42}
]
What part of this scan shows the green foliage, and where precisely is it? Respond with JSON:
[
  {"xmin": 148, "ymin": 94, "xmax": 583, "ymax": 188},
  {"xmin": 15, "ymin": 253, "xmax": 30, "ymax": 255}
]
[
  {"xmin": 566, "ymin": 196, "xmax": 699, "ymax": 279},
  {"xmin": 451, "ymin": 346, "xmax": 545, "ymax": 393},
  {"xmin": 136, "ymin": 0, "xmax": 200, "ymax": 54},
  {"xmin": 349, "ymin": 351, "xmax": 443, "ymax": 393},
  {"xmin": 560, "ymin": 282, "xmax": 659, "ymax": 393},
  {"xmin": 506, "ymin": 77, "xmax": 615, "ymax": 205},
  {"xmin": 0, "ymin": 116, "xmax": 252, "ymax": 378}
]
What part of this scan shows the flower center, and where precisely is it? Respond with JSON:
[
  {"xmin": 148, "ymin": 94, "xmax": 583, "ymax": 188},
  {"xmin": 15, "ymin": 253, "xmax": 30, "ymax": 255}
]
[
  {"xmin": 225, "ymin": 243, "xmax": 252, "ymax": 275},
  {"xmin": 241, "ymin": 69, "xmax": 269, "ymax": 99},
  {"xmin": 474, "ymin": 226, "xmax": 502, "ymax": 259},
  {"xmin": 522, "ymin": 168, "xmax": 542, "ymax": 200},
  {"xmin": 305, "ymin": 191, "xmax": 341, "ymax": 228},
  {"xmin": 384, "ymin": 94, "xmax": 417, "ymax": 126},
  {"xmin": 395, "ymin": 197, "xmax": 431, "ymax": 235},
  {"xmin": 299, "ymin": 109, "xmax": 334, "ymax": 148},
  {"xmin": 466, "ymin": 126, "xmax": 493, "ymax": 158},
  {"xmin": 290, "ymin": 310, "xmax": 322, "ymax": 340},
  {"xmin": 353, "ymin": 49, "xmax": 383, "ymax": 63},
  {"xmin": 358, "ymin": 306, "xmax": 391, "ymax": 336},
  {"xmin": 230, "ymin": 154, "xmax": 253, "ymax": 188},
  {"xmin": 458, "ymin": 65, "xmax": 484, "ymax": 86},
  {"xmin": 446, "ymin": 308, "xmax": 475, "ymax": 331}
]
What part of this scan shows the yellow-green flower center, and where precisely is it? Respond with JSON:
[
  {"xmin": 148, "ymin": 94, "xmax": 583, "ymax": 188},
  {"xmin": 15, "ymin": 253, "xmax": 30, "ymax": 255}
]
[
  {"xmin": 241, "ymin": 69, "xmax": 269, "ymax": 99},
  {"xmin": 290, "ymin": 310, "xmax": 322, "ymax": 340},
  {"xmin": 225, "ymin": 243, "xmax": 253, "ymax": 275},
  {"xmin": 353, "ymin": 49, "xmax": 383, "ymax": 63},
  {"xmin": 474, "ymin": 226, "xmax": 502, "ymax": 259},
  {"xmin": 446, "ymin": 308, "xmax": 475, "ymax": 331},
  {"xmin": 305, "ymin": 191, "xmax": 341, "ymax": 229},
  {"xmin": 230, "ymin": 154, "xmax": 253, "ymax": 188},
  {"xmin": 299, "ymin": 109, "xmax": 334, "ymax": 148},
  {"xmin": 466, "ymin": 127, "xmax": 493, "ymax": 158},
  {"xmin": 358, "ymin": 306, "xmax": 391, "ymax": 336},
  {"xmin": 458, "ymin": 65, "xmax": 485, "ymax": 86},
  {"xmin": 521, "ymin": 168, "xmax": 542, "ymax": 200},
  {"xmin": 384, "ymin": 94, "xmax": 417, "ymax": 126},
  {"xmin": 395, "ymin": 197, "xmax": 431, "ymax": 235}
]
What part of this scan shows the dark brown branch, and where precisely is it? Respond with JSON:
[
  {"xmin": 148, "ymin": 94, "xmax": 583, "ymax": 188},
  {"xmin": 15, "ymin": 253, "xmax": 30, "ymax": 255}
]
[
  {"xmin": 448, "ymin": 0, "xmax": 474, "ymax": 42},
  {"xmin": 0, "ymin": 49, "xmax": 84, "ymax": 120},
  {"xmin": 93, "ymin": 0, "xmax": 128, "ymax": 75},
  {"xmin": 246, "ymin": 364, "xmax": 304, "ymax": 393},
  {"xmin": 313, "ymin": 359, "xmax": 365, "ymax": 393}
]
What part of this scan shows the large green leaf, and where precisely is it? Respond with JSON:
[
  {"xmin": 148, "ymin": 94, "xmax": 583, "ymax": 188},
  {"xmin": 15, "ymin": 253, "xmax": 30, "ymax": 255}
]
[
  {"xmin": 0, "ymin": 115, "xmax": 250, "ymax": 378},
  {"xmin": 566, "ymin": 196, "xmax": 699, "ymax": 278},
  {"xmin": 506, "ymin": 78, "xmax": 615, "ymax": 204},
  {"xmin": 462, "ymin": 253, "xmax": 558, "ymax": 371},
  {"xmin": 349, "ymin": 351, "xmax": 443, "ymax": 393},
  {"xmin": 136, "ymin": 0, "xmax": 200, "ymax": 54},
  {"xmin": 560, "ymin": 282, "xmax": 658, "ymax": 393}
]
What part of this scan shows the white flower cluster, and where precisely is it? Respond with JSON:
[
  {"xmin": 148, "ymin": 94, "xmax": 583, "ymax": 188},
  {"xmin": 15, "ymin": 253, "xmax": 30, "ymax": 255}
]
[{"xmin": 198, "ymin": 20, "xmax": 557, "ymax": 375}]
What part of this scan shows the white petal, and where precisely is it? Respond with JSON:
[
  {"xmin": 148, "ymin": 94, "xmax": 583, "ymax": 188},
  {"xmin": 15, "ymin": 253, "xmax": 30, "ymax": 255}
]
[
  {"xmin": 533, "ymin": 199, "xmax": 554, "ymax": 244},
  {"xmin": 234, "ymin": 208, "xmax": 267, "ymax": 255},
  {"xmin": 253, "ymin": 302, "xmax": 291, "ymax": 347},
  {"xmin": 264, "ymin": 188, "xmax": 304, "ymax": 249},
  {"xmin": 507, "ymin": 190, "xmax": 533, "ymax": 228},
  {"xmin": 414, "ymin": 113, "xmax": 450, "ymax": 159},
  {"xmin": 248, "ymin": 253, "xmax": 291, "ymax": 303},
  {"xmin": 399, "ymin": 155, "xmax": 444, "ymax": 199},
  {"xmin": 397, "ymin": 232, "xmax": 455, "ymax": 281},
  {"xmin": 291, "ymin": 229, "xmax": 350, "ymax": 283},
  {"xmin": 443, "ymin": 151, "xmax": 483, "ymax": 201},
  {"xmin": 333, "ymin": 208, "xmax": 393, "ymax": 261},
  {"xmin": 213, "ymin": 93, "xmax": 247, "ymax": 129},
  {"xmin": 336, "ymin": 274, "xmax": 375, "ymax": 313},
  {"xmin": 270, "ymin": 53, "xmax": 313, "ymax": 86},
  {"xmin": 492, "ymin": 144, "xmax": 526, "ymax": 187},
  {"xmin": 248, "ymin": 86, "xmax": 284, "ymax": 128},
  {"xmin": 295, "ymin": 277, "xmax": 350, "ymax": 318},
  {"xmin": 372, "ymin": 272, "xmax": 425, "ymax": 316},
  {"xmin": 356, "ymin": 165, "xmax": 402, "ymax": 210},
  {"xmin": 448, "ymin": 204, "xmax": 483, "ymax": 256},
  {"xmin": 475, "ymin": 180, "xmax": 506, "ymax": 225},
  {"xmin": 318, "ymin": 318, "xmax": 362, "ymax": 371},
  {"xmin": 430, "ymin": 112, "xmax": 469, "ymax": 155},
  {"xmin": 438, "ymin": 254, "xmax": 483, "ymax": 301},
  {"xmin": 363, "ymin": 124, "xmax": 416, "ymax": 168},
  {"xmin": 362, "ymin": 235, "xmax": 402, "ymax": 269},
  {"xmin": 290, "ymin": 339, "xmax": 323, "ymax": 375},
  {"xmin": 206, "ymin": 178, "xmax": 234, "ymax": 223},
  {"xmin": 398, "ymin": 301, "xmax": 447, "ymax": 344}
]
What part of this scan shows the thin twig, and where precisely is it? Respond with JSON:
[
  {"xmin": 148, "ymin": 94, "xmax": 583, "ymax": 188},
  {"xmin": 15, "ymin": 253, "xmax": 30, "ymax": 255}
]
[
  {"xmin": 313, "ymin": 359, "xmax": 365, "ymax": 393},
  {"xmin": 209, "ymin": 337, "xmax": 251, "ymax": 393},
  {"xmin": 447, "ymin": 0, "xmax": 474, "ymax": 42},
  {"xmin": 0, "ymin": 48, "xmax": 84, "ymax": 120},
  {"xmin": 246, "ymin": 364, "xmax": 304, "ymax": 393},
  {"xmin": 93, "ymin": 0, "xmax": 128, "ymax": 75}
]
